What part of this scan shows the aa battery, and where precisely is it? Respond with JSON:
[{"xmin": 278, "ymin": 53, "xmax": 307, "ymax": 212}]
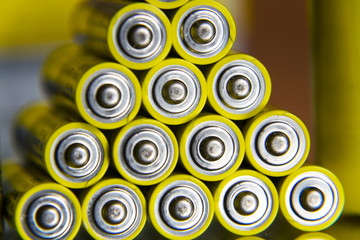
[
  {"xmin": 112, "ymin": 117, "xmax": 178, "ymax": 186},
  {"xmin": 42, "ymin": 44, "xmax": 142, "ymax": 130},
  {"xmin": 3, "ymin": 164, "xmax": 81, "ymax": 240},
  {"xmin": 243, "ymin": 107, "xmax": 310, "ymax": 177},
  {"xmin": 148, "ymin": 174, "xmax": 214, "ymax": 239},
  {"xmin": 213, "ymin": 170, "xmax": 279, "ymax": 236},
  {"xmin": 130, "ymin": 0, "xmax": 189, "ymax": 9},
  {"xmin": 295, "ymin": 232, "xmax": 335, "ymax": 240},
  {"xmin": 141, "ymin": 58, "xmax": 207, "ymax": 125},
  {"xmin": 178, "ymin": 113, "xmax": 245, "ymax": 182},
  {"xmin": 171, "ymin": 0, "xmax": 236, "ymax": 65},
  {"xmin": 72, "ymin": 0, "xmax": 172, "ymax": 70},
  {"xmin": 81, "ymin": 178, "xmax": 146, "ymax": 240},
  {"xmin": 205, "ymin": 53, "xmax": 271, "ymax": 120},
  {"xmin": 13, "ymin": 103, "xmax": 109, "ymax": 189},
  {"xmin": 279, "ymin": 166, "xmax": 344, "ymax": 232}
]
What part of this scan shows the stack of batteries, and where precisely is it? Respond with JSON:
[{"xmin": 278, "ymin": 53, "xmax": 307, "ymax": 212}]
[{"xmin": 3, "ymin": 0, "xmax": 345, "ymax": 239}]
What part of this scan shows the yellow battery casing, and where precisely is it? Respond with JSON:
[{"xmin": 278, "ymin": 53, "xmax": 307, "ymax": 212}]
[
  {"xmin": 72, "ymin": 0, "xmax": 172, "ymax": 70},
  {"xmin": 3, "ymin": 163, "xmax": 82, "ymax": 240},
  {"xmin": 112, "ymin": 117, "xmax": 178, "ymax": 186},
  {"xmin": 295, "ymin": 232, "xmax": 336, "ymax": 240},
  {"xmin": 171, "ymin": 0, "xmax": 236, "ymax": 65},
  {"xmin": 13, "ymin": 103, "xmax": 109, "ymax": 189},
  {"xmin": 178, "ymin": 113, "xmax": 245, "ymax": 181},
  {"xmin": 279, "ymin": 166, "xmax": 345, "ymax": 232},
  {"xmin": 205, "ymin": 53, "xmax": 272, "ymax": 120},
  {"xmin": 42, "ymin": 44, "xmax": 141, "ymax": 130},
  {"xmin": 141, "ymin": 58, "xmax": 207, "ymax": 125},
  {"xmin": 81, "ymin": 178, "xmax": 147, "ymax": 240},
  {"xmin": 311, "ymin": 0, "xmax": 360, "ymax": 215},
  {"xmin": 128, "ymin": 0, "xmax": 189, "ymax": 9},
  {"xmin": 148, "ymin": 173, "xmax": 214, "ymax": 240},
  {"xmin": 243, "ymin": 108, "xmax": 310, "ymax": 177},
  {"xmin": 213, "ymin": 170, "xmax": 279, "ymax": 236}
]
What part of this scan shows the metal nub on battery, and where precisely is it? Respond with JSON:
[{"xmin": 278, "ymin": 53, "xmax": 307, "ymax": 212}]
[
  {"xmin": 171, "ymin": 0, "xmax": 236, "ymax": 65},
  {"xmin": 108, "ymin": 3, "xmax": 172, "ymax": 70},
  {"xmin": 214, "ymin": 170, "xmax": 279, "ymax": 236},
  {"xmin": 148, "ymin": 174, "xmax": 214, "ymax": 239},
  {"xmin": 244, "ymin": 109, "xmax": 310, "ymax": 177},
  {"xmin": 112, "ymin": 118, "xmax": 178, "ymax": 186},
  {"xmin": 142, "ymin": 58, "xmax": 207, "ymax": 125},
  {"xmin": 179, "ymin": 114, "xmax": 245, "ymax": 181},
  {"xmin": 81, "ymin": 179, "xmax": 146, "ymax": 240},
  {"xmin": 279, "ymin": 166, "xmax": 344, "ymax": 232},
  {"xmin": 206, "ymin": 53, "xmax": 271, "ymax": 120},
  {"xmin": 143, "ymin": 0, "xmax": 189, "ymax": 9}
]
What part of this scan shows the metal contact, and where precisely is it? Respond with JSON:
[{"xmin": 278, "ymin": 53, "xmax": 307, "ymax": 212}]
[
  {"xmin": 176, "ymin": 5, "xmax": 229, "ymax": 58},
  {"xmin": 185, "ymin": 120, "xmax": 239, "ymax": 176},
  {"xmin": 153, "ymin": 180, "xmax": 210, "ymax": 237},
  {"xmin": 87, "ymin": 184, "xmax": 143, "ymax": 239},
  {"xmin": 83, "ymin": 69, "xmax": 136, "ymax": 124},
  {"xmin": 24, "ymin": 190, "xmax": 75, "ymax": 239},
  {"xmin": 113, "ymin": 10, "xmax": 167, "ymax": 63},
  {"xmin": 147, "ymin": 65, "xmax": 201, "ymax": 119},
  {"xmin": 212, "ymin": 60, "xmax": 266, "ymax": 115},
  {"xmin": 284, "ymin": 171, "xmax": 339, "ymax": 226},
  {"xmin": 117, "ymin": 123, "xmax": 175, "ymax": 182},
  {"xmin": 250, "ymin": 115, "xmax": 306, "ymax": 173},
  {"xmin": 52, "ymin": 128, "xmax": 104, "ymax": 183},
  {"xmin": 218, "ymin": 175, "xmax": 273, "ymax": 231}
]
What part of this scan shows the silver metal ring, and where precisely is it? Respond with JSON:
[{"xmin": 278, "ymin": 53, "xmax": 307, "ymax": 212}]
[
  {"xmin": 250, "ymin": 115, "xmax": 306, "ymax": 173},
  {"xmin": 185, "ymin": 120, "xmax": 240, "ymax": 176},
  {"xmin": 217, "ymin": 175, "xmax": 273, "ymax": 231},
  {"xmin": 25, "ymin": 190, "xmax": 75, "ymax": 239},
  {"xmin": 177, "ymin": 6, "xmax": 229, "ymax": 58},
  {"xmin": 113, "ymin": 10, "xmax": 167, "ymax": 63},
  {"xmin": 147, "ymin": 65, "xmax": 201, "ymax": 119},
  {"xmin": 87, "ymin": 185, "xmax": 143, "ymax": 239},
  {"xmin": 52, "ymin": 128, "xmax": 104, "ymax": 183},
  {"xmin": 83, "ymin": 69, "xmax": 136, "ymax": 124},
  {"xmin": 117, "ymin": 123, "xmax": 175, "ymax": 182},
  {"xmin": 212, "ymin": 60, "xmax": 266, "ymax": 115},
  {"xmin": 284, "ymin": 171, "xmax": 339, "ymax": 226},
  {"xmin": 153, "ymin": 180, "xmax": 210, "ymax": 237}
]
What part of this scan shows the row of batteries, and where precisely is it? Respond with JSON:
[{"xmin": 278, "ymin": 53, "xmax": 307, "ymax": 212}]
[{"xmin": 3, "ymin": 0, "xmax": 344, "ymax": 239}]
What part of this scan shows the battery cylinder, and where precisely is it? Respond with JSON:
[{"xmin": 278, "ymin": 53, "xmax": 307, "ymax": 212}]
[
  {"xmin": 130, "ymin": 0, "xmax": 189, "ymax": 9},
  {"xmin": 42, "ymin": 44, "xmax": 141, "ymax": 130},
  {"xmin": 112, "ymin": 117, "xmax": 178, "ymax": 186},
  {"xmin": 205, "ymin": 53, "xmax": 271, "ymax": 120},
  {"xmin": 141, "ymin": 58, "xmax": 207, "ymax": 125},
  {"xmin": 213, "ymin": 170, "xmax": 279, "ymax": 236},
  {"xmin": 279, "ymin": 166, "xmax": 344, "ymax": 231},
  {"xmin": 13, "ymin": 103, "xmax": 109, "ymax": 189},
  {"xmin": 171, "ymin": 0, "xmax": 236, "ymax": 65},
  {"xmin": 178, "ymin": 114, "xmax": 245, "ymax": 181},
  {"xmin": 243, "ymin": 108, "xmax": 310, "ymax": 177},
  {"xmin": 81, "ymin": 178, "xmax": 146, "ymax": 240},
  {"xmin": 72, "ymin": 0, "xmax": 172, "ymax": 70},
  {"xmin": 3, "ymin": 164, "xmax": 81, "ymax": 240},
  {"xmin": 148, "ymin": 174, "xmax": 214, "ymax": 239}
]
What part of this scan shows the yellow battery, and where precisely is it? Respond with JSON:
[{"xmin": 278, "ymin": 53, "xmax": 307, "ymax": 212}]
[
  {"xmin": 13, "ymin": 103, "xmax": 109, "ymax": 189},
  {"xmin": 112, "ymin": 117, "xmax": 178, "ymax": 186},
  {"xmin": 80, "ymin": 178, "xmax": 146, "ymax": 240},
  {"xmin": 205, "ymin": 53, "xmax": 272, "ymax": 120},
  {"xmin": 129, "ymin": 0, "xmax": 189, "ymax": 9},
  {"xmin": 178, "ymin": 113, "xmax": 245, "ymax": 181},
  {"xmin": 279, "ymin": 166, "xmax": 345, "ymax": 232},
  {"xmin": 42, "ymin": 44, "xmax": 142, "ymax": 130},
  {"xmin": 72, "ymin": 0, "xmax": 172, "ymax": 70},
  {"xmin": 148, "ymin": 173, "xmax": 214, "ymax": 240},
  {"xmin": 213, "ymin": 169, "xmax": 279, "ymax": 236},
  {"xmin": 3, "ymin": 163, "xmax": 81, "ymax": 240},
  {"xmin": 295, "ymin": 232, "xmax": 336, "ymax": 240},
  {"xmin": 141, "ymin": 58, "xmax": 207, "ymax": 125},
  {"xmin": 243, "ymin": 107, "xmax": 310, "ymax": 177},
  {"xmin": 171, "ymin": 0, "xmax": 236, "ymax": 65},
  {"xmin": 311, "ymin": 0, "xmax": 360, "ymax": 215}
]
